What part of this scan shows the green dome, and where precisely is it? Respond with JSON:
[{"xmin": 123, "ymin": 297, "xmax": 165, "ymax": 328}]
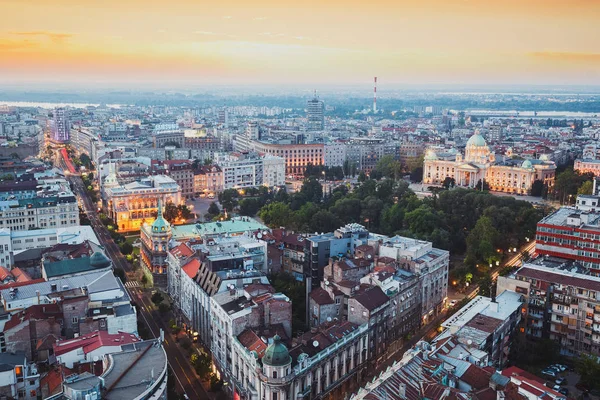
[
  {"xmin": 521, "ymin": 159, "xmax": 533, "ymax": 169},
  {"xmin": 262, "ymin": 335, "xmax": 291, "ymax": 367},
  {"xmin": 89, "ymin": 251, "xmax": 111, "ymax": 268},
  {"xmin": 466, "ymin": 131, "xmax": 487, "ymax": 147},
  {"xmin": 152, "ymin": 199, "xmax": 171, "ymax": 233}
]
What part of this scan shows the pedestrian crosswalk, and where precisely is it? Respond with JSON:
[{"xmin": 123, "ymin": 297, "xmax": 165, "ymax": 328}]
[{"xmin": 125, "ymin": 281, "xmax": 141, "ymax": 288}]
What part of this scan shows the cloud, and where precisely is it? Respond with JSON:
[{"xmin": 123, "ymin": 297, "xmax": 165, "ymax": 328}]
[
  {"xmin": 157, "ymin": 29, "xmax": 167, "ymax": 33},
  {"xmin": 9, "ymin": 31, "xmax": 74, "ymax": 43},
  {"xmin": 259, "ymin": 32, "xmax": 272, "ymax": 36},
  {"xmin": 0, "ymin": 39, "xmax": 38, "ymax": 51},
  {"xmin": 222, "ymin": 16, "xmax": 232, "ymax": 19},
  {"xmin": 294, "ymin": 36, "xmax": 310, "ymax": 40},
  {"xmin": 194, "ymin": 31, "xmax": 217, "ymax": 35},
  {"xmin": 529, "ymin": 52, "xmax": 600, "ymax": 63},
  {"xmin": 253, "ymin": 17, "xmax": 267, "ymax": 20}
]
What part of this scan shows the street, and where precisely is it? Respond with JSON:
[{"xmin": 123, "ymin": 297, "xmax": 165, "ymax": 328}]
[{"xmin": 67, "ymin": 170, "xmax": 210, "ymax": 400}]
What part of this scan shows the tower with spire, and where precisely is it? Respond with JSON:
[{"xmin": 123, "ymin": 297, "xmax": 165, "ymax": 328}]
[{"xmin": 140, "ymin": 198, "xmax": 172, "ymax": 289}]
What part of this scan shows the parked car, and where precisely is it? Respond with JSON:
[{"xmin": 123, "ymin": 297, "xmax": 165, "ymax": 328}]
[
  {"xmin": 555, "ymin": 378, "xmax": 566, "ymax": 385},
  {"xmin": 552, "ymin": 384, "xmax": 561, "ymax": 392},
  {"xmin": 552, "ymin": 364, "xmax": 567, "ymax": 372},
  {"xmin": 542, "ymin": 370, "xmax": 557, "ymax": 377},
  {"xmin": 559, "ymin": 388, "xmax": 569, "ymax": 396},
  {"xmin": 449, "ymin": 300, "xmax": 458, "ymax": 307}
]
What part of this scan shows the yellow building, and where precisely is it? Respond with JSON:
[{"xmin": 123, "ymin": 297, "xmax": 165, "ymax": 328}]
[
  {"xmin": 102, "ymin": 163, "xmax": 182, "ymax": 232},
  {"xmin": 423, "ymin": 130, "xmax": 555, "ymax": 194}
]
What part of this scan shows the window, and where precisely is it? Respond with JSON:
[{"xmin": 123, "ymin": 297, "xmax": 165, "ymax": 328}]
[
  {"xmin": 273, "ymin": 370, "xmax": 278, "ymax": 378},
  {"xmin": 273, "ymin": 393, "xmax": 278, "ymax": 400},
  {"xmin": 72, "ymin": 317, "xmax": 79, "ymax": 324}
]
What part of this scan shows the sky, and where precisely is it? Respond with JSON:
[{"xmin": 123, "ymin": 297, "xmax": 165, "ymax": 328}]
[{"xmin": 2, "ymin": 0, "xmax": 600, "ymax": 89}]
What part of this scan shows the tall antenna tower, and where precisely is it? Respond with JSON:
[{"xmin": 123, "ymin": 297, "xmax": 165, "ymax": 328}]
[{"xmin": 373, "ymin": 77, "xmax": 377, "ymax": 113}]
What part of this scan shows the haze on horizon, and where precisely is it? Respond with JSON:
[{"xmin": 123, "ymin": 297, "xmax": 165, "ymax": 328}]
[{"xmin": 2, "ymin": 0, "xmax": 600, "ymax": 89}]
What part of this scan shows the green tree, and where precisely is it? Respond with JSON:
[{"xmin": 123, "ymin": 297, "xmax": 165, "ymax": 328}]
[
  {"xmin": 380, "ymin": 203, "xmax": 405, "ymax": 235},
  {"xmin": 465, "ymin": 215, "xmax": 500, "ymax": 266},
  {"xmin": 238, "ymin": 198, "xmax": 261, "ymax": 216},
  {"xmin": 578, "ymin": 180, "xmax": 594, "ymax": 195},
  {"xmin": 120, "ymin": 242, "xmax": 133, "ymax": 255},
  {"xmin": 259, "ymin": 202, "xmax": 294, "ymax": 228},
  {"xmin": 442, "ymin": 177, "xmax": 455, "ymax": 189},
  {"xmin": 300, "ymin": 178, "xmax": 323, "ymax": 203},
  {"xmin": 162, "ymin": 202, "xmax": 179, "ymax": 223},
  {"xmin": 360, "ymin": 196, "xmax": 384, "ymax": 230},
  {"xmin": 530, "ymin": 180, "xmax": 544, "ymax": 197},
  {"xmin": 151, "ymin": 291, "xmax": 164, "ymax": 305},
  {"xmin": 309, "ymin": 210, "xmax": 341, "ymax": 233},
  {"xmin": 577, "ymin": 354, "xmax": 600, "ymax": 390},
  {"xmin": 358, "ymin": 171, "xmax": 367, "ymax": 182},
  {"xmin": 218, "ymin": 189, "xmax": 239, "ymax": 211},
  {"xmin": 331, "ymin": 198, "xmax": 362, "ymax": 224},
  {"xmin": 207, "ymin": 202, "xmax": 220, "ymax": 216}
]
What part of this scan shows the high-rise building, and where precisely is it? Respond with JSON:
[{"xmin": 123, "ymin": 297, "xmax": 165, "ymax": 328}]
[
  {"xmin": 51, "ymin": 107, "xmax": 70, "ymax": 143},
  {"xmin": 307, "ymin": 94, "xmax": 324, "ymax": 131}
]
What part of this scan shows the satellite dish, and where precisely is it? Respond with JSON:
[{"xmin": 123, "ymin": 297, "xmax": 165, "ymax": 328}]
[
  {"xmin": 467, "ymin": 339, "xmax": 473, "ymax": 345},
  {"xmin": 93, "ymin": 356, "xmax": 99, "ymax": 362},
  {"xmin": 313, "ymin": 340, "xmax": 319, "ymax": 347},
  {"xmin": 327, "ymin": 317, "xmax": 332, "ymax": 322},
  {"xmin": 367, "ymin": 254, "xmax": 372, "ymax": 259},
  {"xmin": 257, "ymin": 232, "xmax": 263, "ymax": 239}
]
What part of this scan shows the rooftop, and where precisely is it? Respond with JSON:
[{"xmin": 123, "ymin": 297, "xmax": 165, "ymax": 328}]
[
  {"xmin": 172, "ymin": 217, "xmax": 268, "ymax": 240},
  {"xmin": 102, "ymin": 339, "xmax": 167, "ymax": 400}
]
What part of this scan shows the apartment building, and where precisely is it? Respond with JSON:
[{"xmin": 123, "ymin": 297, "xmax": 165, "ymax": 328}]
[
  {"xmin": 231, "ymin": 322, "xmax": 369, "ymax": 400},
  {"xmin": 193, "ymin": 165, "xmax": 224, "ymax": 195},
  {"xmin": 535, "ymin": 194, "xmax": 600, "ymax": 273},
  {"xmin": 214, "ymin": 152, "xmax": 285, "ymax": 189},
  {"xmin": 152, "ymin": 160, "xmax": 195, "ymax": 199},
  {"xmin": 0, "ymin": 195, "xmax": 79, "ymax": 232},
  {"xmin": 502, "ymin": 259, "xmax": 600, "ymax": 356}
]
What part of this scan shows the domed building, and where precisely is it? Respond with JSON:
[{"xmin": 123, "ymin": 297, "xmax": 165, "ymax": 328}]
[
  {"xmin": 140, "ymin": 199, "xmax": 172, "ymax": 289},
  {"xmin": 423, "ymin": 130, "xmax": 556, "ymax": 194},
  {"xmin": 227, "ymin": 322, "xmax": 370, "ymax": 400}
]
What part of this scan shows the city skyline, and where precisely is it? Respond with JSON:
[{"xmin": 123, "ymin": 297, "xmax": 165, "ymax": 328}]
[{"xmin": 2, "ymin": 0, "xmax": 600, "ymax": 88}]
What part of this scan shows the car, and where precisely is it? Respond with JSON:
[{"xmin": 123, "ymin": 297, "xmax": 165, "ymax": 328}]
[
  {"xmin": 548, "ymin": 365, "xmax": 561, "ymax": 372},
  {"xmin": 555, "ymin": 378, "xmax": 566, "ymax": 385},
  {"xmin": 449, "ymin": 300, "xmax": 458, "ymax": 307},
  {"xmin": 559, "ymin": 388, "xmax": 569, "ymax": 396},
  {"xmin": 208, "ymin": 193, "xmax": 215, "ymax": 199},
  {"xmin": 542, "ymin": 370, "xmax": 557, "ymax": 377},
  {"xmin": 552, "ymin": 385, "xmax": 561, "ymax": 392},
  {"xmin": 556, "ymin": 364, "xmax": 568, "ymax": 372}
]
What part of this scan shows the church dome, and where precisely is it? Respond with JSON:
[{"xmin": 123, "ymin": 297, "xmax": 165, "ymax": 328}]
[
  {"xmin": 89, "ymin": 251, "xmax": 111, "ymax": 268},
  {"xmin": 152, "ymin": 199, "xmax": 171, "ymax": 233},
  {"xmin": 262, "ymin": 335, "xmax": 291, "ymax": 367},
  {"xmin": 466, "ymin": 130, "xmax": 487, "ymax": 147},
  {"xmin": 521, "ymin": 159, "xmax": 533, "ymax": 169}
]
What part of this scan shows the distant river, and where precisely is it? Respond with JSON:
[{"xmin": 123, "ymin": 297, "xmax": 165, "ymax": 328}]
[
  {"xmin": 0, "ymin": 101, "xmax": 125, "ymax": 109},
  {"xmin": 465, "ymin": 109, "xmax": 599, "ymax": 117}
]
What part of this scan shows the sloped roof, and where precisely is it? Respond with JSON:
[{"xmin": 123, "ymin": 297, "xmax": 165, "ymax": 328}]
[
  {"xmin": 351, "ymin": 285, "xmax": 389, "ymax": 312},
  {"xmin": 182, "ymin": 259, "xmax": 201, "ymax": 279},
  {"xmin": 54, "ymin": 331, "xmax": 140, "ymax": 357},
  {"xmin": 310, "ymin": 287, "xmax": 334, "ymax": 305}
]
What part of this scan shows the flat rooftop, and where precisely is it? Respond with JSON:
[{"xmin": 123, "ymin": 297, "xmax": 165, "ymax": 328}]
[
  {"xmin": 442, "ymin": 290, "xmax": 522, "ymax": 330},
  {"xmin": 103, "ymin": 339, "xmax": 167, "ymax": 400},
  {"xmin": 172, "ymin": 217, "xmax": 267, "ymax": 240}
]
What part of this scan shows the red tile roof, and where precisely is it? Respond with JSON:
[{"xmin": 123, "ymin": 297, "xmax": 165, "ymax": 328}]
[
  {"xmin": 11, "ymin": 268, "xmax": 31, "ymax": 283},
  {"xmin": 0, "ymin": 266, "xmax": 11, "ymax": 281},
  {"xmin": 0, "ymin": 278, "xmax": 45, "ymax": 291},
  {"xmin": 54, "ymin": 331, "xmax": 139, "ymax": 357},
  {"xmin": 4, "ymin": 304, "xmax": 63, "ymax": 331},
  {"xmin": 170, "ymin": 243, "xmax": 194, "ymax": 259},
  {"xmin": 309, "ymin": 287, "xmax": 334, "ymax": 305},
  {"xmin": 237, "ymin": 329, "xmax": 267, "ymax": 358},
  {"xmin": 182, "ymin": 259, "xmax": 201, "ymax": 279}
]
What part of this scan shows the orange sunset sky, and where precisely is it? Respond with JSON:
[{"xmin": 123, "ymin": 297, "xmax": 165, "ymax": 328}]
[{"xmin": 2, "ymin": 0, "xmax": 600, "ymax": 87}]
